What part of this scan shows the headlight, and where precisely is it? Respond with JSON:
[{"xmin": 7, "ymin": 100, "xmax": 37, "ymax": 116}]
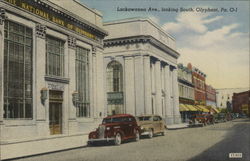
[{"xmin": 106, "ymin": 127, "xmax": 110, "ymax": 130}]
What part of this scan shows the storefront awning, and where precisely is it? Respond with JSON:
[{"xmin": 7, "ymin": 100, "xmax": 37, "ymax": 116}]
[
  {"xmin": 210, "ymin": 106, "xmax": 220, "ymax": 113},
  {"xmin": 196, "ymin": 105, "xmax": 209, "ymax": 112},
  {"xmin": 185, "ymin": 104, "xmax": 198, "ymax": 111},
  {"xmin": 179, "ymin": 104, "xmax": 189, "ymax": 111}
]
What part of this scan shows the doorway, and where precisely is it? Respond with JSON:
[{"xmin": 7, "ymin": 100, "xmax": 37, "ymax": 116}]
[{"xmin": 49, "ymin": 90, "xmax": 63, "ymax": 135}]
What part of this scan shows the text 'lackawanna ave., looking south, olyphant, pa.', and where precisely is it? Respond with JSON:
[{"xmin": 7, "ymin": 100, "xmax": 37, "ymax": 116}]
[{"xmin": 117, "ymin": 7, "xmax": 238, "ymax": 13}]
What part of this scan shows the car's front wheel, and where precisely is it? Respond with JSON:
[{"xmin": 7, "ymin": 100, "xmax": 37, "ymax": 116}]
[
  {"xmin": 148, "ymin": 129, "xmax": 153, "ymax": 138},
  {"xmin": 161, "ymin": 130, "xmax": 166, "ymax": 136},
  {"xmin": 114, "ymin": 133, "xmax": 122, "ymax": 145}
]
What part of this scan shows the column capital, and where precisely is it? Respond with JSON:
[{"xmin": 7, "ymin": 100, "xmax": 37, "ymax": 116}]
[
  {"xmin": 68, "ymin": 36, "xmax": 76, "ymax": 49},
  {"xmin": 92, "ymin": 45, "xmax": 97, "ymax": 52},
  {"xmin": 170, "ymin": 65, "xmax": 177, "ymax": 71},
  {"xmin": 36, "ymin": 24, "xmax": 47, "ymax": 39},
  {"xmin": 0, "ymin": 9, "xmax": 7, "ymax": 25}
]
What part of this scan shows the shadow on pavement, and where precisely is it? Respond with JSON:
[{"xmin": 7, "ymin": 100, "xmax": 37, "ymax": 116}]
[{"xmin": 188, "ymin": 120, "xmax": 250, "ymax": 161}]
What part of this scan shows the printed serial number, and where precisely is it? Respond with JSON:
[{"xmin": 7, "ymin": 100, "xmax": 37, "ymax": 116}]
[{"xmin": 229, "ymin": 153, "xmax": 242, "ymax": 158}]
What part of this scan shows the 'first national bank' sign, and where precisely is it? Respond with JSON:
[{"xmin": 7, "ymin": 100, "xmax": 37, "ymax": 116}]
[{"xmin": 4, "ymin": 0, "xmax": 104, "ymax": 41}]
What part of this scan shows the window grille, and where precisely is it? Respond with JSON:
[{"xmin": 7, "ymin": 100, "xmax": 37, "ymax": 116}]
[
  {"xmin": 3, "ymin": 20, "xmax": 33, "ymax": 119},
  {"xmin": 75, "ymin": 47, "xmax": 90, "ymax": 117},
  {"xmin": 46, "ymin": 36, "xmax": 64, "ymax": 77}
]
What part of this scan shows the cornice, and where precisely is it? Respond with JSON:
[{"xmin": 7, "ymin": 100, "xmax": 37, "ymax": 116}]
[
  {"xmin": 2, "ymin": 0, "xmax": 108, "ymax": 37},
  {"xmin": 104, "ymin": 35, "xmax": 180, "ymax": 59},
  {"xmin": 40, "ymin": 0, "xmax": 108, "ymax": 37}
]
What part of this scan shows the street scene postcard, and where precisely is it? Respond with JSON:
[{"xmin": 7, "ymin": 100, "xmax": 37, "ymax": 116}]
[{"xmin": 0, "ymin": 0, "xmax": 249, "ymax": 161}]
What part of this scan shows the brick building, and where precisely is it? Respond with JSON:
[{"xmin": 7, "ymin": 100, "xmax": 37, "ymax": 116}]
[
  {"xmin": 187, "ymin": 63, "xmax": 206, "ymax": 106},
  {"xmin": 206, "ymin": 84, "xmax": 216, "ymax": 107},
  {"xmin": 232, "ymin": 90, "xmax": 250, "ymax": 116}
]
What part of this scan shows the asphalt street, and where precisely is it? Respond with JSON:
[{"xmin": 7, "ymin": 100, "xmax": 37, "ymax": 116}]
[{"xmin": 12, "ymin": 118, "xmax": 250, "ymax": 161}]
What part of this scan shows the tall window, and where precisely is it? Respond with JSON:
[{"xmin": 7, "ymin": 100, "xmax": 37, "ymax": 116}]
[
  {"xmin": 3, "ymin": 21, "xmax": 33, "ymax": 119},
  {"xmin": 76, "ymin": 47, "xmax": 90, "ymax": 117},
  {"xmin": 106, "ymin": 61, "xmax": 123, "ymax": 115},
  {"xmin": 106, "ymin": 61, "xmax": 123, "ymax": 92},
  {"xmin": 46, "ymin": 36, "xmax": 64, "ymax": 77}
]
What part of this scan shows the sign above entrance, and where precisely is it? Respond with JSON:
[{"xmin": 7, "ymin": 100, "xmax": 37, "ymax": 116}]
[
  {"xmin": 4, "ymin": 0, "xmax": 106, "ymax": 41},
  {"xmin": 48, "ymin": 82, "xmax": 64, "ymax": 91}
]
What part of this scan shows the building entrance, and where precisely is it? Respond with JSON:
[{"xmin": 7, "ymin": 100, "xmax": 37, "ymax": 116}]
[{"xmin": 49, "ymin": 90, "xmax": 63, "ymax": 135}]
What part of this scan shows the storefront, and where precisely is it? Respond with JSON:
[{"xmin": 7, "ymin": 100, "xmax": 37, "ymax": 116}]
[
  {"xmin": 103, "ymin": 18, "xmax": 181, "ymax": 125},
  {"xmin": 0, "ymin": 0, "xmax": 107, "ymax": 159}
]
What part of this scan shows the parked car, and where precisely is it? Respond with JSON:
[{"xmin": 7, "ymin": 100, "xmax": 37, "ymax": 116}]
[
  {"xmin": 239, "ymin": 113, "xmax": 248, "ymax": 118},
  {"xmin": 189, "ymin": 114, "xmax": 212, "ymax": 126},
  {"xmin": 214, "ymin": 113, "xmax": 226, "ymax": 123},
  {"xmin": 136, "ymin": 115, "xmax": 167, "ymax": 138},
  {"xmin": 88, "ymin": 114, "xmax": 140, "ymax": 146}
]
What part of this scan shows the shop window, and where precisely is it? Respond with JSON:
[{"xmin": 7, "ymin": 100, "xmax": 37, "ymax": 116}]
[
  {"xmin": 46, "ymin": 36, "xmax": 64, "ymax": 77},
  {"xmin": 3, "ymin": 20, "xmax": 33, "ymax": 119},
  {"xmin": 75, "ymin": 47, "xmax": 90, "ymax": 117}
]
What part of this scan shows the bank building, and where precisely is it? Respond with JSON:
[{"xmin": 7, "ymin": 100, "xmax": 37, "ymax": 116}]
[{"xmin": 0, "ymin": 0, "xmax": 180, "ymax": 159}]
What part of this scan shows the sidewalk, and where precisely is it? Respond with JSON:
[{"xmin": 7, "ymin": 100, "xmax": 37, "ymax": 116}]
[{"xmin": 167, "ymin": 123, "xmax": 189, "ymax": 130}]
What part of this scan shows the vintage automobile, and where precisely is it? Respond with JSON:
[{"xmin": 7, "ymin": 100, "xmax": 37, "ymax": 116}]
[
  {"xmin": 88, "ymin": 114, "xmax": 140, "ymax": 145},
  {"xmin": 136, "ymin": 115, "xmax": 167, "ymax": 138},
  {"xmin": 189, "ymin": 114, "xmax": 214, "ymax": 126},
  {"xmin": 214, "ymin": 113, "xmax": 227, "ymax": 123}
]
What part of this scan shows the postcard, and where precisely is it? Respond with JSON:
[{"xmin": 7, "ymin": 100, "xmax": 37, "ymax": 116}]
[{"xmin": 0, "ymin": 0, "xmax": 249, "ymax": 161}]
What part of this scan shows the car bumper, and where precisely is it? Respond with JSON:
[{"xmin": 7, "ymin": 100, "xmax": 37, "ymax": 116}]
[
  {"xmin": 140, "ymin": 131, "xmax": 150, "ymax": 136},
  {"xmin": 88, "ymin": 137, "xmax": 115, "ymax": 143}
]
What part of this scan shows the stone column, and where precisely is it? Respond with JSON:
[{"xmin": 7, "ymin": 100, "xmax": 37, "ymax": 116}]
[
  {"xmin": 96, "ymin": 47, "xmax": 105, "ymax": 117},
  {"xmin": 35, "ymin": 24, "xmax": 49, "ymax": 136},
  {"xmin": 173, "ymin": 68, "xmax": 181, "ymax": 124},
  {"xmin": 67, "ymin": 36, "xmax": 77, "ymax": 134},
  {"xmin": 164, "ymin": 65, "xmax": 173, "ymax": 124},
  {"xmin": 143, "ymin": 55, "xmax": 151, "ymax": 114},
  {"xmin": 0, "ymin": 8, "xmax": 7, "ymax": 125},
  {"xmin": 124, "ymin": 56, "xmax": 135, "ymax": 115},
  {"xmin": 151, "ymin": 62, "xmax": 156, "ymax": 114},
  {"xmin": 155, "ymin": 60, "xmax": 162, "ymax": 115},
  {"xmin": 88, "ymin": 46, "xmax": 93, "ymax": 118},
  {"xmin": 134, "ymin": 55, "xmax": 144, "ymax": 115},
  {"xmin": 92, "ymin": 47, "xmax": 97, "ymax": 118}
]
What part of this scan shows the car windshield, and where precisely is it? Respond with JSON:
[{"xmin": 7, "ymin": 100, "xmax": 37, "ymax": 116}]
[
  {"xmin": 138, "ymin": 116, "xmax": 151, "ymax": 121},
  {"xmin": 102, "ymin": 117, "xmax": 127, "ymax": 124},
  {"xmin": 102, "ymin": 118, "xmax": 112, "ymax": 124}
]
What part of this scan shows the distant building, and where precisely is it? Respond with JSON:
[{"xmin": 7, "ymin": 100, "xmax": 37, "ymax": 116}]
[
  {"xmin": 206, "ymin": 84, "xmax": 216, "ymax": 107},
  {"xmin": 187, "ymin": 63, "xmax": 206, "ymax": 105},
  {"xmin": 177, "ymin": 63, "xmax": 195, "ymax": 122},
  {"xmin": 232, "ymin": 90, "xmax": 250, "ymax": 116},
  {"xmin": 216, "ymin": 88, "xmax": 249, "ymax": 109},
  {"xmin": 178, "ymin": 63, "xmax": 195, "ymax": 105}
]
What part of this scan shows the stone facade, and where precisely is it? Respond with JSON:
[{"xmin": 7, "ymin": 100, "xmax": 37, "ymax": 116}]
[
  {"xmin": 0, "ymin": 1, "xmax": 183, "ymax": 160},
  {"xmin": 103, "ymin": 18, "xmax": 181, "ymax": 125},
  {"xmin": 0, "ymin": 0, "xmax": 107, "ymax": 159}
]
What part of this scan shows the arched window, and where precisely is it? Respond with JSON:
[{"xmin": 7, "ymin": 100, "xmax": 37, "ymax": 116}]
[
  {"xmin": 106, "ymin": 61, "xmax": 123, "ymax": 92},
  {"xmin": 106, "ymin": 61, "xmax": 124, "ymax": 115}
]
